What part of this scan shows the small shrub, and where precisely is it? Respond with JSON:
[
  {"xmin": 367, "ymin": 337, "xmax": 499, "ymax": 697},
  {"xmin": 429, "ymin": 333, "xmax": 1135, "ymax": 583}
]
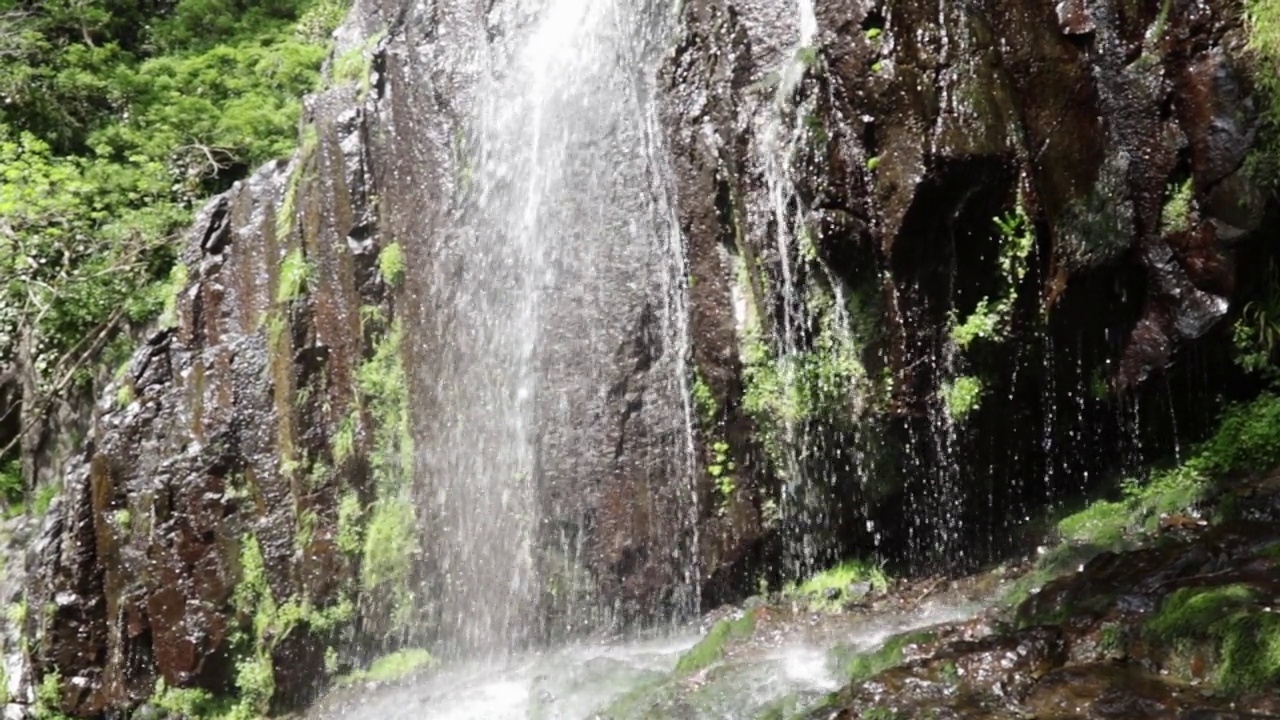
[
  {"xmin": 378, "ymin": 242, "xmax": 405, "ymax": 287},
  {"xmin": 276, "ymin": 248, "xmax": 312, "ymax": 304},
  {"xmin": 1160, "ymin": 178, "xmax": 1194, "ymax": 234},
  {"xmin": 941, "ymin": 375, "xmax": 983, "ymax": 422}
]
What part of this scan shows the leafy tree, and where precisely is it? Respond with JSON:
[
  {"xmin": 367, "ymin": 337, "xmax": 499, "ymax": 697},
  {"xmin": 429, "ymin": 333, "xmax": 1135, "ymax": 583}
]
[{"xmin": 0, "ymin": 0, "xmax": 345, "ymax": 507}]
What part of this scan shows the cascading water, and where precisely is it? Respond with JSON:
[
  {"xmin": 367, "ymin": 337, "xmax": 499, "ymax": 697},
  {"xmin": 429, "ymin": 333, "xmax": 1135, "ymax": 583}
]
[
  {"xmin": 747, "ymin": 0, "xmax": 875, "ymax": 580},
  {"xmin": 415, "ymin": 0, "xmax": 695, "ymax": 657}
]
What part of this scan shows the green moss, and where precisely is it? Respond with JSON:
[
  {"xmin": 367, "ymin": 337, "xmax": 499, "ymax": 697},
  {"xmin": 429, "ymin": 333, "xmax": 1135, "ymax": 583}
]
[
  {"xmin": 941, "ymin": 375, "xmax": 983, "ymax": 422},
  {"xmin": 116, "ymin": 383, "xmax": 136, "ymax": 409},
  {"xmin": 865, "ymin": 155, "xmax": 881, "ymax": 171},
  {"xmin": 834, "ymin": 629, "xmax": 935, "ymax": 683},
  {"xmin": 34, "ymin": 672, "xmax": 72, "ymax": 720},
  {"xmin": 1056, "ymin": 498, "xmax": 1128, "ymax": 547},
  {"xmin": 361, "ymin": 495, "xmax": 417, "ymax": 625},
  {"xmin": 1160, "ymin": 178, "xmax": 1194, "ymax": 234},
  {"xmin": 159, "ymin": 262, "xmax": 190, "ymax": 328},
  {"xmin": 692, "ymin": 371, "xmax": 718, "ymax": 427},
  {"xmin": 336, "ymin": 490, "xmax": 363, "ymax": 556},
  {"xmin": 150, "ymin": 680, "xmax": 233, "ymax": 719},
  {"xmin": 865, "ymin": 27, "xmax": 882, "ymax": 40},
  {"xmin": 337, "ymin": 649, "xmax": 436, "ymax": 686},
  {"xmin": 33, "ymin": 483, "xmax": 58, "ymax": 516},
  {"xmin": 1145, "ymin": 583, "xmax": 1280, "ymax": 693},
  {"xmin": 276, "ymin": 248, "xmax": 312, "ymax": 304},
  {"xmin": 378, "ymin": 242, "xmax": 405, "ymax": 287},
  {"xmin": 785, "ymin": 559, "xmax": 889, "ymax": 612},
  {"xmin": 796, "ymin": 46, "xmax": 818, "ymax": 68},
  {"xmin": 674, "ymin": 610, "xmax": 758, "ymax": 676},
  {"xmin": 276, "ymin": 164, "xmax": 301, "ymax": 240},
  {"xmin": 331, "ymin": 30, "xmax": 386, "ymax": 99}
]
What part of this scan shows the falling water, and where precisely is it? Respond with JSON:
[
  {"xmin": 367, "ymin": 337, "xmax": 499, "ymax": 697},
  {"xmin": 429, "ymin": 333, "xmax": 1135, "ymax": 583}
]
[{"xmin": 416, "ymin": 0, "xmax": 694, "ymax": 657}]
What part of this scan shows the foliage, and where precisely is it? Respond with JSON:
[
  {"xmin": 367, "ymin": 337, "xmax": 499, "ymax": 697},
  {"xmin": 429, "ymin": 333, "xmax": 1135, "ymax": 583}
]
[
  {"xmin": 361, "ymin": 495, "xmax": 417, "ymax": 625},
  {"xmin": 950, "ymin": 207, "xmax": 1034, "ymax": 350},
  {"xmin": 674, "ymin": 610, "xmax": 758, "ymax": 675},
  {"xmin": 276, "ymin": 248, "xmax": 312, "ymax": 303},
  {"xmin": 378, "ymin": 242, "xmax": 405, "ymax": 288},
  {"xmin": 337, "ymin": 649, "xmax": 436, "ymax": 686},
  {"xmin": 785, "ymin": 559, "xmax": 889, "ymax": 612},
  {"xmin": 1244, "ymin": 0, "xmax": 1280, "ymax": 187},
  {"xmin": 691, "ymin": 370, "xmax": 718, "ymax": 426},
  {"xmin": 1232, "ymin": 262, "xmax": 1280, "ymax": 381},
  {"xmin": 1159, "ymin": 178, "xmax": 1194, "ymax": 234},
  {"xmin": 34, "ymin": 672, "xmax": 72, "ymax": 720},
  {"xmin": 832, "ymin": 630, "xmax": 935, "ymax": 683},
  {"xmin": 1006, "ymin": 394, "xmax": 1280, "ymax": 609},
  {"xmin": 0, "ymin": 459, "xmax": 21, "ymax": 506},
  {"xmin": 708, "ymin": 440, "xmax": 737, "ymax": 504},
  {"xmin": 0, "ymin": 0, "xmax": 341, "ymax": 499},
  {"xmin": 941, "ymin": 375, "xmax": 983, "ymax": 422},
  {"xmin": 1145, "ymin": 583, "xmax": 1280, "ymax": 694}
]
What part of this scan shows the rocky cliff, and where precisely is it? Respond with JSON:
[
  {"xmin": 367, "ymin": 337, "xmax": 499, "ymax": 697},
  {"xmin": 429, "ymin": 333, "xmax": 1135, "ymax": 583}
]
[{"xmin": 3, "ymin": 0, "xmax": 1275, "ymax": 716}]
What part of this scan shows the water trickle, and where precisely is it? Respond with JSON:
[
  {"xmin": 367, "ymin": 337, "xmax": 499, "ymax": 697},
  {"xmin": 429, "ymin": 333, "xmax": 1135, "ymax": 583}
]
[{"xmin": 415, "ymin": 0, "xmax": 694, "ymax": 657}]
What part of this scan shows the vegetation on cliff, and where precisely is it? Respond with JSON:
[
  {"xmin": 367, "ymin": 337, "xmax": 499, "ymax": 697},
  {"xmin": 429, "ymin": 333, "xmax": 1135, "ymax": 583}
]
[{"xmin": 0, "ymin": 0, "xmax": 343, "ymax": 509}]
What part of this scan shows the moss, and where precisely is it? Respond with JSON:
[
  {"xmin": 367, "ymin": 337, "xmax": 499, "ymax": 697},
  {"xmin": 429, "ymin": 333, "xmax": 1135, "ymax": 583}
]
[
  {"xmin": 833, "ymin": 629, "xmax": 936, "ymax": 683},
  {"xmin": 1159, "ymin": 178, "xmax": 1194, "ymax": 234},
  {"xmin": 691, "ymin": 370, "xmax": 718, "ymax": 427},
  {"xmin": 116, "ymin": 383, "xmax": 135, "ymax": 409},
  {"xmin": 360, "ymin": 495, "xmax": 417, "ymax": 625},
  {"xmin": 331, "ymin": 30, "xmax": 386, "ymax": 99},
  {"xmin": 785, "ymin": 559, "xmax": 889, "ymax": 612},
  {"xmin": 337, "ymin": 649, "xmax": 436, "ymax": 686},
  {"xmin": 159, "ymin": 262, "xmax": 189, "ymax": 328},
  {"xmin": 33, "ymin": 483, "xmax": 58, "ymax": 516},
  {"xmin": 1056, "ymin": 498, "xmax": 1128, "ymax": 547},
  {"xmin": 276, "ymin": 248, "xmax": 312, "ymax": 304},
  {"xmin": 674, "ymin": 610, "xmax": 758, "ymax": 676},
  {"xmin": 34, "ymin": 672, "xmax": 72, "ymax": 720},
  {"xmin": 150, "ymin": 680, "xmax": 233, "ymax": 719},
  {"xmin": 865, "ymin": 155, "xmax": 881, "ymax": 171},
  {"xmin": 336, "ymin": 490, "xmax": 363, "ymax": 556},
  {"xmin": 378, "ymin": 242, "xmax": 405, "ymax": 287},
  {"xmin": 276, "ymin": 164, "xmax": 302, "ymax": 240},
  {"xmin": 1145, "ymin": 583, "xmax": 1280, "ymax": 693}
]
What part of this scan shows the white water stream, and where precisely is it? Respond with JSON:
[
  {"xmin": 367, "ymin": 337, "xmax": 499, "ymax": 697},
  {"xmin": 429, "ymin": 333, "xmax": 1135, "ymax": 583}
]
[{"xmin": 312, "ymin": 593, "xmax": 988, "ymax": 719}]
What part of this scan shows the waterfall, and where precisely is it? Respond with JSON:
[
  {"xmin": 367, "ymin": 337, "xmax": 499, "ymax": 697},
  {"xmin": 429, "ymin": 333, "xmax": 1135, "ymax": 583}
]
[{"xmin": 414, "ymin": 0, "xmax": 694, "ymax": 657}]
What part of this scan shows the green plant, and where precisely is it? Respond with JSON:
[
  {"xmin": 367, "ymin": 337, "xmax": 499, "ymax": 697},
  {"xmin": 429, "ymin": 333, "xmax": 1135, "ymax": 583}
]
[
  {"xmin": 336, "ymin": 490, "xmax": 363, "ymax": 556},
  {"xmin": 707, "ymin": 440, "xmax": 737, "ymax": 503},
  {"xmin": 865, "ymin": 155, "xmax": 881, "ymax": 171},
  {"xmin": 379, "ymin": 242, "xmax": 406, "ymax": 287},
  {"xmin": 691, "ymin": 371, "xmax": 718, "ymax": 426},
  {"xmin": 159, "ymin": 263, "xmax": 190, "ymax": 328},
  {"xmin": 34, "ymin": 672, "xmax": 72, "ymax": 720},
  {"xmin": 331, "ymin": 30, "xmax": 386, "ymax": 99},
  {"xmin": 941, "ymin": 375, "xmax": 983, "ymax": 422},
  {"xmin": 1160, "ymin": 178, "xmax": 1194, "ymax": 234},
  {"xmin": 785, "ymin": 559, "xmax": 889, "ymax": 612},
  {"xmin": 833, "ymin": 629, "xmax": 934, "ymax": 682},
  {"xmin": 276, "ymin": 248, "xmax": 312, "ymax": 303},
  {"xmin": 1145, "ymin": 583, "xmax": 1280, "ymax": 693},
  {"xmin": 33, "ymin": 483, "xmax": 58, "ymax": 515},
  {"xmin": 865, "ymin": 27, "xmax": 882, "ymax": 40},
  {"xmin": 337, "ymin": 649, "xmax": 436, "ymax": 686},
  {"xmin": 674, "ymin": 610, "xmax": 758, "ymax": 675}
]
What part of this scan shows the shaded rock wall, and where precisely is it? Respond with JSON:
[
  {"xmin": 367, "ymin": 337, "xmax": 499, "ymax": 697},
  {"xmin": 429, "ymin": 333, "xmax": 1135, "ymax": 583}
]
[{"xmin": 10, "ymin": 0, "xmax": 1278, "ymax": 716}]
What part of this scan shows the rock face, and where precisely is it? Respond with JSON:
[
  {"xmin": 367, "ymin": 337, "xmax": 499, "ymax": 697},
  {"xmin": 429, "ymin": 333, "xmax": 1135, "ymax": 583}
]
[{"xmin": 11, "ymin": 0, "xmax": 1277, "ymax": 716}]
